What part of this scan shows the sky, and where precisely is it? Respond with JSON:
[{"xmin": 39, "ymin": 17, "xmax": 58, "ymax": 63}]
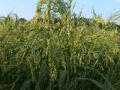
[{"xmin": 0, "ymin": 0, "xmax": 120, "ymax": 20}]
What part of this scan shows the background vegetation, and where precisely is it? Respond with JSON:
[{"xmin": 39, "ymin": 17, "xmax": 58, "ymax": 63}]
[{"xmin": 0, "ymin": 0, "xmax": 120, "ymax": 90}]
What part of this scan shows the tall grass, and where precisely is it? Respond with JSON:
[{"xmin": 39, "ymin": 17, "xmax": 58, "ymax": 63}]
[{"xmin": 0, "ymin": 0, "xmax": 120, "ymax": 90}]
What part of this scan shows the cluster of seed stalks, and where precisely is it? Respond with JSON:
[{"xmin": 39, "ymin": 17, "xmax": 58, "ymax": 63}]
[{"xmin": 0, "ymin": 0, "xmax": 120, "ymax": 90}]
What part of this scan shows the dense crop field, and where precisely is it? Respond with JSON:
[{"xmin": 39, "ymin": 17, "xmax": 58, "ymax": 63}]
[{"xmin": 0, "ymin": 0, "xmax": 120, "ymax": 90}]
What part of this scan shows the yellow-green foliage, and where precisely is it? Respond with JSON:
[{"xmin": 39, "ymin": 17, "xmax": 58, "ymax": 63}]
[{"xmin": 0, "ymin": 0, "xmax": 120, "ymax": 90}]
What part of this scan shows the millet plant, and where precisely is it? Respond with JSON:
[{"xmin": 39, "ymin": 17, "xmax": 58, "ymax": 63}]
[{"xmin": 0, "ymin": 0, "xmax": 120, "ymax": 90}]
